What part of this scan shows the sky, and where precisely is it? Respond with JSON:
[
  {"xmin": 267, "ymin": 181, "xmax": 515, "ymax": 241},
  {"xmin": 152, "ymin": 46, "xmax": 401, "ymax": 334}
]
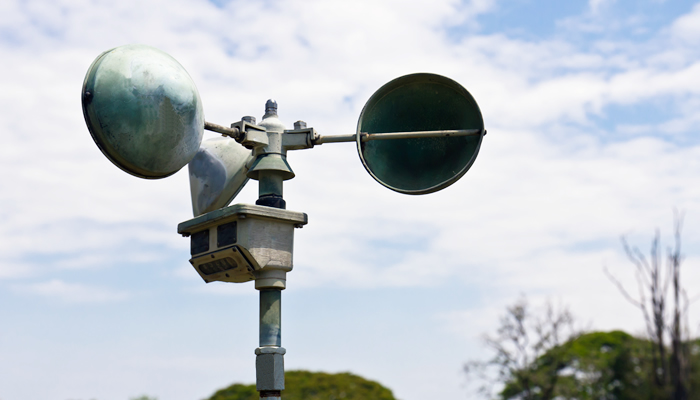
[{"xmin": 2, "ymin": 0, "xmax": 700, "ymax": 399}]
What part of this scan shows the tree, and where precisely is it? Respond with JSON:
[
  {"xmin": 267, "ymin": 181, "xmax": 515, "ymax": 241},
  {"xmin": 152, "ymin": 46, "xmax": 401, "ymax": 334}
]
[
  {"xmin": 605, "ymin": 212, "xmax": 692, "ymax": 399},
  {"xmin": 466, "ymin": 214, "xmax": 698, "ymax": 399},
  {"xmin": 465, "ymin": 297, "xmax": 700, "ymax": 399},
  {"xmin": 205, "ymin": 370, "xmax": 396, "ymax": 400},
  {"xmin": 499, "ymin": 329, "xmax": 700, "ymax": 400},
  {"xmin": 546, "ymin": 330, "xmax": 651, "ymax": 400},
  {"xmin": 464, "ymin": 298, "xmax": 581, "ymax": 399}
]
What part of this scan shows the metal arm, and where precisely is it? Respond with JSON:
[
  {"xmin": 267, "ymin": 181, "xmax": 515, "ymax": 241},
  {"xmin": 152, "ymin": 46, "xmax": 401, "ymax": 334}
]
[
  {"xmin": 205, "ymin": 120, "xmax": 484, "ymax": 149},
  {"xmin": 204, "ymin": 121, "xmax": 242, "ymax": 140},
  {"xmin": 314, "ymin": 128, "xmax": 485, "ymax": 144}
]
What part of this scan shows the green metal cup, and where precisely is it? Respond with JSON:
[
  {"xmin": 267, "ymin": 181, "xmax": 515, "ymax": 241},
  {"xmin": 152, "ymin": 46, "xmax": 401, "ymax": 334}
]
[
  {"xmin": 81, "ymin": 44, "xmax": 204, "ymax": 179},
  {"xmin": 357, "ymin": 73, "xmax": 484, "ymax": 194}
]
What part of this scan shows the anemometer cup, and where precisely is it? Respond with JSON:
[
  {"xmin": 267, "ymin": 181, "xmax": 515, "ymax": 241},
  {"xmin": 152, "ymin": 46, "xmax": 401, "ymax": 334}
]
[
  {"xmin": 189, "ymin": 137, "xmax": 255, "ymax": 217},
  {"xmin": 81, "ymin": 44, "xmax": 204, "ymax": 179},
  {"xmin": 356, "ymin": 73, "xmax": 485, "ymax": 194}
]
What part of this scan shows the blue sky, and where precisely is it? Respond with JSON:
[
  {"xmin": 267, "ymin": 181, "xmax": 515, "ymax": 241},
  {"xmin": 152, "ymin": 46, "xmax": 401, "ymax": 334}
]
[{"xmin": 3, "ymin": 0, "xmax": 700, "ymax": 399}]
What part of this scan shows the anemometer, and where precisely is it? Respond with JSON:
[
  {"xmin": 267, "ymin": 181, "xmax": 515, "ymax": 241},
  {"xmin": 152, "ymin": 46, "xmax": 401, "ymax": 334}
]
[{"xmin": 81, "ymin": 44, "xmax": 485, "ymax": 400}]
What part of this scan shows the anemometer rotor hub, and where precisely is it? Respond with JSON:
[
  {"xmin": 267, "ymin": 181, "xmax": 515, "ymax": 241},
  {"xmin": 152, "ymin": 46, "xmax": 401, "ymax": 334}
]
[{"xmin": 248, "ymin": 100, "xmax": 295, "ymax": 209}]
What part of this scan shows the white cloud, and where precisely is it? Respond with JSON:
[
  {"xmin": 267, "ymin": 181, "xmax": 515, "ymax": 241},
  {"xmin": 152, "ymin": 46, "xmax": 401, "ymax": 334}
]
[
  {"xmin": 1, "ymin": 0, "xmax": 699, "ymax": 306},
  {"xmin": 670, "ymin": 3, "xmax": 700, "ymax": 43},
  {"xmin": 15, "ymin": 279, "xmax": 130, "ymax": 303},
  {"xmin": 0, "ymin": 260, "xmax": 36, "ymax": 279},
  {"xmin": 589, "ymin": 0, "xmax": 615, "ymax": 14},
  {"xmin": 3, "ymin": 0, "xmax": 699, "ymax": 297},
  {"xmin": 188, "ymin": 280, "xmax": 257, "ymax": 296},
  {"xmin": 3, "ymin": 0, "xmax": 700, "ymax": 399}
]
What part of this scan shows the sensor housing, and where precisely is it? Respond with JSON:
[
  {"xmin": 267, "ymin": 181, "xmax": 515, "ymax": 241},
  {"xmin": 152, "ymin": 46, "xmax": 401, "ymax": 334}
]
[{"xmin": 178, "ymin": 204, "xmax": 307, "ymax": 288}]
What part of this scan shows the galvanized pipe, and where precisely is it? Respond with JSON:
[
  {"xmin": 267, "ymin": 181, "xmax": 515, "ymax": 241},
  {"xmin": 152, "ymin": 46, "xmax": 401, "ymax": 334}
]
[
  {"xmin": 314, "ymin": 128, "xmax": 483, "ymax": 144},
  {"xmin": 203, "ymin": 121, "xmax": 242, "ymax": 139},
  {"xmin": 259, "ymin": 289, "xmax": 282, "ymax": 347},
  {"xmin": 256, "ymin": 289, "xmax": 285, "ymax": 398},
  {"xmin": 314, "ymin": 133, "xmax": 357, "ymax": 144}
]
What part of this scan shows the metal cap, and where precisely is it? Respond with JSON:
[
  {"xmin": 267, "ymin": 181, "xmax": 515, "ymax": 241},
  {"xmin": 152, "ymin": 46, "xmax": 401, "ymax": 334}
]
[{"xmin": 265, "ymin": 99, "xmax": 278, "ymax": 117}]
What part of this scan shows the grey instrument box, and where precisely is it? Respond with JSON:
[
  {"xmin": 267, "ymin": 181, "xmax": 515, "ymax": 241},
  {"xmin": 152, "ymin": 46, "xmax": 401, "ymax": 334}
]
[{"xmin": 178, "ymin": 204, "xmax": 307, "ymax": 287}]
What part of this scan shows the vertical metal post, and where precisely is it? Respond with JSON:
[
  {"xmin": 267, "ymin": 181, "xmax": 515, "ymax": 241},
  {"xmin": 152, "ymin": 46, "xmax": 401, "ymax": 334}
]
[
  {"xmin": 260, "ymin": 289, "xmax": 282, "ymax": 346},
  {"xmin": 257, "ymin": 289, "xmax": 285, "ymax": 399},
  {"xmin": 254, "ymin": 99, "xmax": 290, "ymax": 399}
]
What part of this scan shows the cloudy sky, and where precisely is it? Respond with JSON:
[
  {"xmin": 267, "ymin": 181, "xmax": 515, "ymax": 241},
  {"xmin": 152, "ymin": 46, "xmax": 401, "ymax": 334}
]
[{"xmin": 3, "ymin": 0, "xmax": 700, "ymax": 399}]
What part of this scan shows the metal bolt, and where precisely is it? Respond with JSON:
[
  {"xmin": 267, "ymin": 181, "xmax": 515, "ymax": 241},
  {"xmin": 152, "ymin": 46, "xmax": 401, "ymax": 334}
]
[
  {"xmin": 293, "ymin": 120, "xmax": 307, "ymax": 130},
  {"xmin": 242, "ymin": 116, "xmax": 256, "ymax": 124},
  {"xmin": 265, "ymin": 99, "xmax": 278, "ymax": 116}
]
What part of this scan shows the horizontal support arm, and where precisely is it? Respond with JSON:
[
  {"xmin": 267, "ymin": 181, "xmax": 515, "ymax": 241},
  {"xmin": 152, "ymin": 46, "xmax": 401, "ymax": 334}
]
[
  {"xmin": 204, "ymin": 121, "xmax": 243, "ymax": 140},
  {"xmin": 314, "ymin": 128, "xmax": 484, "ymax": 144},
  {"xmin": 205, "ymin": 121, "xmax": 485, "ymax": 151},
  {"xmin": 314, "ymin": 133, "xmax": 356, "ymax": 144}
]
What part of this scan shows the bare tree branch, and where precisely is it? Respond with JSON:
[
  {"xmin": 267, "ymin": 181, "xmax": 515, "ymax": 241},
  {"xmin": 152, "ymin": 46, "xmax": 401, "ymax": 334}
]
[
  {"xmin": 607, "ymin": 213, "xmax": 691, "ymax": 399},
  {"xmin": 464, "ymin": 298, "xmax": 581, "ymax": 400},
  {"xmin": 603, "ymin": 265, "xmax": 643, "ymax": 308}
]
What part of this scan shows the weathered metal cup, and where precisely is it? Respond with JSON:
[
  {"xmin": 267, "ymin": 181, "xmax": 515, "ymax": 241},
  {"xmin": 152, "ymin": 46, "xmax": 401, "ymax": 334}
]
[
  {"xmin": 357, "ymin": 73, "xmax": 484, "ymax": 194},
  {"xmin": 188, "ymin": 137, "xmax": 254, "ymax": 216},
  {"xmin": 81, "ymin": 44, "xmax": 204, "ymax": 179}
]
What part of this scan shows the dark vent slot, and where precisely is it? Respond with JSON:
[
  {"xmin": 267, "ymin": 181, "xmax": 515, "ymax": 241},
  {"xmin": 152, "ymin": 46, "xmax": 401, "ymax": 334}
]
[
  {"xmin": 217, "ymin": 221, "xmax": 237, "ymax": 247},
  {"xmin": 199, "ymin": 257, "xmax": 238, "ymax": 275},
  {"xmin": 191, "ymin": 230, "xmax": 209, "ymax": 255}
]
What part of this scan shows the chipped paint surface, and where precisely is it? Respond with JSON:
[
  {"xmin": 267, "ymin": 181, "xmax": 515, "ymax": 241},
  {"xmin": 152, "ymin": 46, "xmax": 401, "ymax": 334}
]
[{"xmin": 82, "ymin": 44, "xmax": 204, "ymax": 179}]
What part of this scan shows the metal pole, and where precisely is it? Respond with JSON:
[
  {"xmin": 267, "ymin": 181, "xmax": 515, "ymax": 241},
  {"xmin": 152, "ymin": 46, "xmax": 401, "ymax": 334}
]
[
  {"xmin": 260, "ymin": 289, "xmax": 282, "ymax": 347},
  {"xmin": 254, "ymin": 100, "xmax": 288, "ymax": 400},
  {"xmin": 257, "ymin": 288, "xmax": 285, "ymax": 399}
]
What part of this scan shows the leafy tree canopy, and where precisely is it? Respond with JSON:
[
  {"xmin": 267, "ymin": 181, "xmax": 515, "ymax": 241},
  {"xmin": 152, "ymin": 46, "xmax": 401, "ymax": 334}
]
[
  {"xmin": 501, "ymin": 330, "xmax": 700, "ymax": 400},
  {"xmin": 205, "ymin": 370, "xmax": 396, "ymax": 400}
]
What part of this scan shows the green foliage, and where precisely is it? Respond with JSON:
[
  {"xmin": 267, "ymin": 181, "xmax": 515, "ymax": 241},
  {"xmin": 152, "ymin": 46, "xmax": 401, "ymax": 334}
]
[
  {"xmin": 207, "ymin": 383, "xmax": 258, "ymax": 400},
  {"xmin": 500, "ymin": 331, "xmax": 700, "ymax": 400},
  {"xmin": 205, "ymin": 370, "xmax": 396, "ymax": 400},
  {"xmin": 129, "ymin": 396, "xmax": 158, "ymax": 400},
  {"xmin": 500, "ymin": 331, "xmax": 645, "ymax": 399}
]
